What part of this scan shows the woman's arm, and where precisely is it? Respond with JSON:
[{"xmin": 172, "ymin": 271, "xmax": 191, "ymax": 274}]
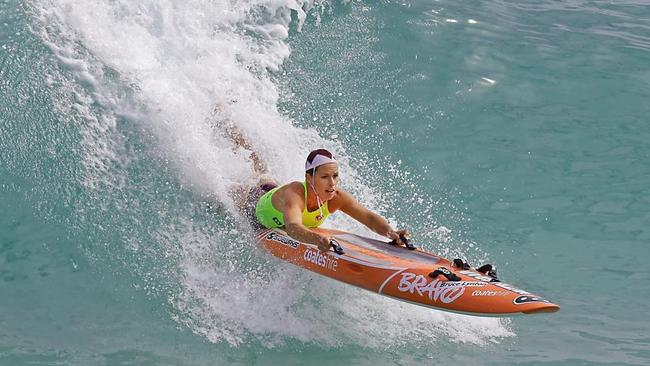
[
  {"xmin": 275, "ymin": 186, "xmax": 332, "ymax": 251},
  {"xmin": 336, "ymin": 190, "xmax": 409, "ymax": 245}
]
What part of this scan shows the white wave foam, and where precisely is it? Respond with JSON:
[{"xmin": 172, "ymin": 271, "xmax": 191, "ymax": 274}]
[{"xmin": 30, "ymin": 0, "xmax": 513, "ymax": 348}]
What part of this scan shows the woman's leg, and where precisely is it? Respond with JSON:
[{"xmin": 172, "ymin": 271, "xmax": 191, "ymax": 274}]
[
  {"xmin": 211, "ymin": 104, "xmax": 277, "ymax": 217},
  {"xmin": 212, "ymin": 104, "xmax": 267, "ymax": 175}
]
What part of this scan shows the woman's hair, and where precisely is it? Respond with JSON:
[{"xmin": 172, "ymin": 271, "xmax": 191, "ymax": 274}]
[{"xmin": 305, "ymin": 148, "xmax": 334, "ymax": 175}]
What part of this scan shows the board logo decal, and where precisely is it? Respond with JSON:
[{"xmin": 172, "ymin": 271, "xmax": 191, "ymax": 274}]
[
  {"xmin": 459, "ymin": 270, "xmax": 532, "ymax": 295},
  {"xmin": 303, "ymin": 248, "xmax": 338, "ymax": 271},
  {"xmin": 472, "ymin": 290, "xmax": 509, "ymax": 297},
  {"xmin": 397, "ymin": 272, "xmax": 485, "ymax": 304},
  {"xmin": 266, "ymin": 232, "xmax": 300, "ymax": 249},
  {"xmin": 513, "ymin": 295, "xmax": 549, "ymax": 305}
]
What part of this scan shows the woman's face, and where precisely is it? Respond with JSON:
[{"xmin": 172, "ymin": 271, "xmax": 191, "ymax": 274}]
[{"xmin": 307, "ymin": 163, "xmax": 339, "ymax": 201}]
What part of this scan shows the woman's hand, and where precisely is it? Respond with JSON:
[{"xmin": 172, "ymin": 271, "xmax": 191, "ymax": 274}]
[
  {"xmin": 317, "ymin": 235, "xmax": 332, "ymax": 252},
  {"xmin": 388, "ymin": 229, "xmax": 410, "ymax": 246}
]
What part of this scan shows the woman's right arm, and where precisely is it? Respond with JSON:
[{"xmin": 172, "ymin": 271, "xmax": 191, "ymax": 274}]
[
  {"xmin": 285, "ymin": 222, "xmax": 331, "ymax": 251},
  {"xmin": 277, "ymin": 188, "xmax": 331, "ymax": 251}
]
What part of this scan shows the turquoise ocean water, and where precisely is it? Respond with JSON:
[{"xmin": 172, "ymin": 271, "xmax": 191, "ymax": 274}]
[{"xmin": 2, "ymin": 0, "xmax": 650, "ymax": 364}]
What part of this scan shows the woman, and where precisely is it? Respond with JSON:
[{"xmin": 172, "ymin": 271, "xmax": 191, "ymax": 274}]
[{"xmin": 244, "ymin": 148, "xmax": 409, "ymax": 252}]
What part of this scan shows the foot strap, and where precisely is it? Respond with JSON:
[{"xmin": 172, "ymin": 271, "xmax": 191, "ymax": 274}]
[
  {"xmin": 477, "ymin": 263, "xmax": 499, "ymax": 282},
  {"xmin": 428, "ymin": 267, "xmax": 461, "ymax": 281},
  {"xmin": 453, "ymin": 258, "xmax": 471, "ymax": 270}
]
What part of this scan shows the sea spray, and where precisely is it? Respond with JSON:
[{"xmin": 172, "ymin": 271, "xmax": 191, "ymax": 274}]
[{"xmin": 27, "ymin": 0, "xmax": 511, "ymax": 347}]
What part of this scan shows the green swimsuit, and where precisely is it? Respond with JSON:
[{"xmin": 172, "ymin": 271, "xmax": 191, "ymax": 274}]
[{"xmin": 255, "ymin": 181, "xmax": 330, "ymax": 228}]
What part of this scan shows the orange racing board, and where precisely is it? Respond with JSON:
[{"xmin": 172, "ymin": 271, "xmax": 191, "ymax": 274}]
[{"xmin": 257, "ymin": 227, "xmax": 559, "ymax": 317}]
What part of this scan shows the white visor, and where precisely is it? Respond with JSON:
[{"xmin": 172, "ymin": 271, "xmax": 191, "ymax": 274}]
[{"xmin": 305, "ymin": 154, "xmax": 337, "ymax": 172}]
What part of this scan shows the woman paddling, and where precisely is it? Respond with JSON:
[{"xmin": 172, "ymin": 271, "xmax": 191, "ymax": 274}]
[
  {"xmin": 243, "ymin": 148, "xmax": 409, "ymax": 253},
  {"xmin": 213, "ymin": 105, "xmax": 409, "ymax": 252}
]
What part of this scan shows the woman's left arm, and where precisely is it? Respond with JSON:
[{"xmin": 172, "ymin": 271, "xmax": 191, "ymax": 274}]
[{"xmin": 335, "ymin": 190, "xmax": 409, "ymax": 245}]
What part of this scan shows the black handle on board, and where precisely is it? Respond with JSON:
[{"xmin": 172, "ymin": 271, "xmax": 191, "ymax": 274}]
[{"xmin": 330, "ymin": 239, "xmax": 344, "ymax": 255}]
